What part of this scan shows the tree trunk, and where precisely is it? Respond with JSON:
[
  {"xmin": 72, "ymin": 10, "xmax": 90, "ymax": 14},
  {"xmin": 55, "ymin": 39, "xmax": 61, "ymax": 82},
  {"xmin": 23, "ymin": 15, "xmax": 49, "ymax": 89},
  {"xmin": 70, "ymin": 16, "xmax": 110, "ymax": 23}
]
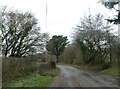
[
  {"xmin": 109, "ymin": 45, "xmax": 112, "ymax": 65},
  {"xmin": 4, "ymin": 50, "xmax": 7, "ymax": 57},
  {"xmin": 56, "ymin": 55, "xmax": 59, "ymax": 63}
]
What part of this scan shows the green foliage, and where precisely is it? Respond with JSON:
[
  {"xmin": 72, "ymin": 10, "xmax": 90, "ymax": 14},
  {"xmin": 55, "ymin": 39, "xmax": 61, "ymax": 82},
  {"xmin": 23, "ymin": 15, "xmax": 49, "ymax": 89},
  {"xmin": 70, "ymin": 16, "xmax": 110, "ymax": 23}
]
[{"xmin": 46, "ymin": 35, "xmax": 69, "ymax": 63}]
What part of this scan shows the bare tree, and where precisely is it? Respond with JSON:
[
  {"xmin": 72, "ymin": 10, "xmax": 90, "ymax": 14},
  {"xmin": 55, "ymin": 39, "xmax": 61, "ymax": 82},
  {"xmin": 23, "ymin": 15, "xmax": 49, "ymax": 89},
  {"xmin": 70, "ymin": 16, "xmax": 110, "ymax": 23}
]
[{"xmin": 1, "ymin": 6, "xmax": 49, "ymax": 57}]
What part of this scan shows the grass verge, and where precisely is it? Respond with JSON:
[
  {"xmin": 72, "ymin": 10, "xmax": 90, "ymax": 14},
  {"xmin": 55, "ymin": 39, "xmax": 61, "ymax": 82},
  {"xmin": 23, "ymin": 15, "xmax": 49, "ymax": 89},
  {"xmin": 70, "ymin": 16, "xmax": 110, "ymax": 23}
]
[
  {"xmin": 7, "ymin": 68, "xmax": 60, "ymax": 87},
  {"xmin": 100, "ymin": 68, "xmax": 119, "ymax": 77},
  {"xmin": 9, "ymin": 75, "xmax": 52, "ymax": 87},
  {"xmin": 73, "ymin": 65, "xmax": 119, "ymax": 77}
]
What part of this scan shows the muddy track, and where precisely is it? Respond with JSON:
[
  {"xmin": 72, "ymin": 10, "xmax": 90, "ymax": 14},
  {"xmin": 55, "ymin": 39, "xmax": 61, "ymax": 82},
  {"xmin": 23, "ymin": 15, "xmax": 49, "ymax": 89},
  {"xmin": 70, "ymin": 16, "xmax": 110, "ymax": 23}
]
[{"xmin": 50, "ymin": 65, "xmax": 119, "ymax": 87}]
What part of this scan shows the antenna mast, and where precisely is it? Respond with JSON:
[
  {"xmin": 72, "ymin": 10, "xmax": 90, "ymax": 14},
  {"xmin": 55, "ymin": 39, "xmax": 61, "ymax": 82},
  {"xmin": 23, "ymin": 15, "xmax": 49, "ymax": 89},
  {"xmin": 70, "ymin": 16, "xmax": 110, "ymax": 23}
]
[{"xmin": 46, "ymin": 0, "xmax": 47, "ymax": 28}]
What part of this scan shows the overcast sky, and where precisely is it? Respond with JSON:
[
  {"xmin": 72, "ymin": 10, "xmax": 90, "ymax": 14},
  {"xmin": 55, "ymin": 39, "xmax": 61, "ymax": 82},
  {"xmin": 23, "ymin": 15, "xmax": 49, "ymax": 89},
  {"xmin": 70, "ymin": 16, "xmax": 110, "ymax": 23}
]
[{"xmin": 0, "ymin": 0, "xmax": 117, "ymax": 41}]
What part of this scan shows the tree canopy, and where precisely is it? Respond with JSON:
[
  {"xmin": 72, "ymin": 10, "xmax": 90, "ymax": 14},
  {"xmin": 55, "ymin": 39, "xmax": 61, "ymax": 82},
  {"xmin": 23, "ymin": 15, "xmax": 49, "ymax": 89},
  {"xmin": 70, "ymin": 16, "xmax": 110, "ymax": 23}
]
[
  {"xmin": 46, "ymin": 35, "xmax": 68, "ymax": 63},
  {"xmin": 1, "ymin": 6, "xmax": 49, "ymax": 57},
  {"xmin": 72, "ymin": 13, "xmax": 117, "ymax": 67}
]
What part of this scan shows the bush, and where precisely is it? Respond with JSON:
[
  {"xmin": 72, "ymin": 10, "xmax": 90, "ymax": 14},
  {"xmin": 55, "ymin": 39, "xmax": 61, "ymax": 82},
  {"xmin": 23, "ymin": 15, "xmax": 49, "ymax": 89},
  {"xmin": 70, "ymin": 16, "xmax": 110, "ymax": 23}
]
[
  {"xmin": 2, "ymin": 57, "xmax": 54, "ymax": 87},
  {"xmin": 2, "ymin": 57, "xmax": 36, "ymax": 86}
]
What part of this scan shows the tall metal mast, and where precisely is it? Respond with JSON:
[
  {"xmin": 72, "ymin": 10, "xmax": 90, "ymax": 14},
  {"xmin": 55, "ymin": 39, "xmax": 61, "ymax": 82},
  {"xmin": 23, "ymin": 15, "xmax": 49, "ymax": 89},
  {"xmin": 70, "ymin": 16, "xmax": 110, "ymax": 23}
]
[{"xmin": 46, "ymin": 0, "xmax": 47, "ymax": 28}]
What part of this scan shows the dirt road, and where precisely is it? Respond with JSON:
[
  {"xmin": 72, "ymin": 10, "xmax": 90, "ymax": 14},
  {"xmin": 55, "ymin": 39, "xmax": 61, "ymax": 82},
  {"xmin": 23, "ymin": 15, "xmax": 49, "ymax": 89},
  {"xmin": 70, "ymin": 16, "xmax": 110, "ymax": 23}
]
[{"xmin": 50, "ymin": 65, "xmax": 119, "ymax": 87}]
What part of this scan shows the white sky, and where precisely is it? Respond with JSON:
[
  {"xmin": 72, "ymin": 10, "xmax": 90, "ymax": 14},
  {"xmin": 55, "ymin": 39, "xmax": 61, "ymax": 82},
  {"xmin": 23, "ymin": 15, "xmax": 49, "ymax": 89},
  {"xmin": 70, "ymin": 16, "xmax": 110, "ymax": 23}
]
[{"xmin": 0, "ymin": 0, "xmax": 117, "ymax": 41}]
